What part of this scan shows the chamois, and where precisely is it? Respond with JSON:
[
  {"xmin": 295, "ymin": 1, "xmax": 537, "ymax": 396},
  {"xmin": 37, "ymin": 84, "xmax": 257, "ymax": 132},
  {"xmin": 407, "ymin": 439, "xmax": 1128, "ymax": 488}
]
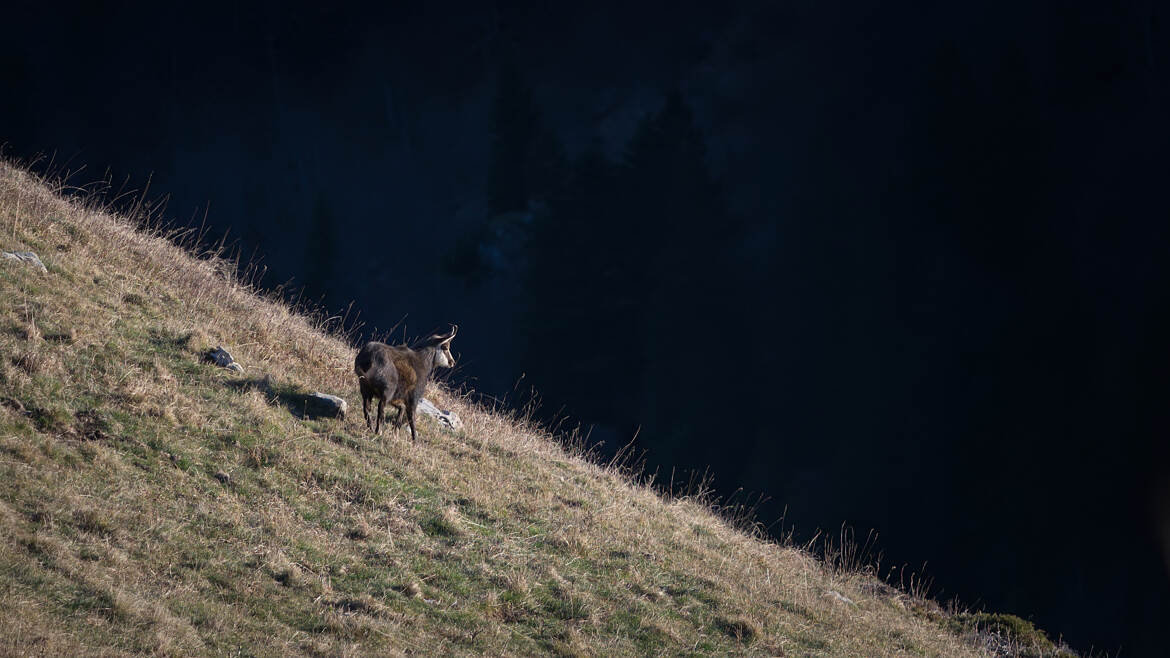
[{"xmin": 354, "ymin": 325, "xmax": 457, "ymax": 440}]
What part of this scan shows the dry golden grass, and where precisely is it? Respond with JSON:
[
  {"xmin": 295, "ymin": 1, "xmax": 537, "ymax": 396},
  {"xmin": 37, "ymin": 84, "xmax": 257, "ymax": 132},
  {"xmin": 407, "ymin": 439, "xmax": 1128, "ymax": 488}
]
[{"xmin": 0, "ymin": 160, "xmax": 1071, "ymax": 656}]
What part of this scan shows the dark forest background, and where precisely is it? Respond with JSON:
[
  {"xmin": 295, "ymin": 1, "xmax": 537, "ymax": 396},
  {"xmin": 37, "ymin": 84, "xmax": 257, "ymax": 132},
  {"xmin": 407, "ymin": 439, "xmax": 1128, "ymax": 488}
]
[{"xmin": 4, "ymin": 1, "xmax": 1169, "ymax": 653}]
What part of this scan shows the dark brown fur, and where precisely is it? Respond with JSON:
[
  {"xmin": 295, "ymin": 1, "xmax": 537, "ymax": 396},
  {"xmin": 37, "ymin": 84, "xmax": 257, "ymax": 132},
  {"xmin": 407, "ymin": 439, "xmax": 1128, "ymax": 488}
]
[{"xmin": 353, "ymin": 326, "xmax": 456, "ymax": 440}]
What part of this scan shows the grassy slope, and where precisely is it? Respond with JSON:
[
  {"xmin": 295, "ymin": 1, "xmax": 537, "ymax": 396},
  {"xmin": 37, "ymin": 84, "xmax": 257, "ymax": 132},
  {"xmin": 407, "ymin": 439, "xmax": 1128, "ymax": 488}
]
[{"xmin": 0, "ymin": 161, "xmax": 1062, "ymax": 657}]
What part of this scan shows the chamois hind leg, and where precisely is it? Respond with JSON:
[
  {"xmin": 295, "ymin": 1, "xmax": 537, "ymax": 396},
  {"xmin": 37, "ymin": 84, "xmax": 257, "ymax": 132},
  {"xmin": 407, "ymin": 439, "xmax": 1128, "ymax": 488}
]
[
  {"xmin": 375, "ymin": 397, "xmax": 384, "ymax": 435},
  {"xmin": 406, "ymin": 402, "xmax": 417, "ymax": 442}
]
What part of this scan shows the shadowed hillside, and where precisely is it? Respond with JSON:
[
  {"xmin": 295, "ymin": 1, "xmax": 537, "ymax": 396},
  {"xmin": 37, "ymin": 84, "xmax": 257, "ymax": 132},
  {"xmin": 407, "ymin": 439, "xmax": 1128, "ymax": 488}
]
[{"xmin": 0, "ymin": 161, "xmax": 1070, "ymax": 656}]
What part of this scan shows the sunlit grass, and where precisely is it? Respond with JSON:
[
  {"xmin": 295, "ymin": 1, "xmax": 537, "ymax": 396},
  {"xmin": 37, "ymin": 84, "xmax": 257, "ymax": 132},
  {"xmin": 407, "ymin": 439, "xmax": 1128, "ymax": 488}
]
[{"xmin": 0, "ymin": 159, "xmax": 1074, "ymax": 656}]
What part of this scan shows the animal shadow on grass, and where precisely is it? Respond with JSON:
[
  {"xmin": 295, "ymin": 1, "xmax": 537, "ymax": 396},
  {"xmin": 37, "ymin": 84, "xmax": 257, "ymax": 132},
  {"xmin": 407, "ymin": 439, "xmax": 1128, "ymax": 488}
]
[
  {"xmin": 148, "ymin": 329, "xmax": 197, "ymax": 356},
  {"xmin": 224, "ymin": 376, "xmax": 345, "ymax": 420}
]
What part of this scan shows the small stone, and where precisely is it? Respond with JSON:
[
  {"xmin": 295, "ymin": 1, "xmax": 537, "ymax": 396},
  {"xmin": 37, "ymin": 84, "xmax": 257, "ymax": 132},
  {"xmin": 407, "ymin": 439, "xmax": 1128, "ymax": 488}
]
[
  {"xmin": 2, "ymin": 250, "xmax": 48, "ymax": 273},
  {"xmin": 214, "ymin": 470, "xmax": 231, "ymax": 484},
  {"xmin": 225, "ymin": 362, "xmax": 244, "ymax": 373},
  {"xmin": 404, "ymin": 582, "xmax": 422, "ymax": 598}
]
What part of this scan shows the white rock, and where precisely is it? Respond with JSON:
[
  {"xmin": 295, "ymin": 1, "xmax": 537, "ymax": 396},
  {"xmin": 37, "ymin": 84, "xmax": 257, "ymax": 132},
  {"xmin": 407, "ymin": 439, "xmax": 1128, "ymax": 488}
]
[
  {"xmin": 418, "ymin": 398, "xmax": 462, "ymax": 431},
  {"xmin": 2, "ymin": 250, "xmax": 48, "ymax": 273}
]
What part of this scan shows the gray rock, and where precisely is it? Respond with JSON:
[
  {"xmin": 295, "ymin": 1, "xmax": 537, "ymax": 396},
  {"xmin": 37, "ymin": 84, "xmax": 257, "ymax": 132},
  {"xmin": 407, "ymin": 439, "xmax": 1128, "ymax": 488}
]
[
  {"xmin": 206, "ymin": 346, "xmax": 235, "ymax": 367},
  {"xmin": 205, "ymin": 346, "xmax": 243, "ymax": 372},
  {"xmin": 306, "ymin": 392, "xmax": 347, "ymax": 419},
  {"xmin": 2, "ymin": 250, "xmax": 48, "ymax": 273},
  {"xmin": 418, "ymin": 398, "xmax": 462, "ymax": 431}
]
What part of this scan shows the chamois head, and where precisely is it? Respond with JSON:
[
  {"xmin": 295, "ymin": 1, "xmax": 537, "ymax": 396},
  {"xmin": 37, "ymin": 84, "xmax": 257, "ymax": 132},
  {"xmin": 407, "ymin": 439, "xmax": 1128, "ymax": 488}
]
[{"xmin": 420, "ymin": 324, "xmax": 457, "ymax": 368}]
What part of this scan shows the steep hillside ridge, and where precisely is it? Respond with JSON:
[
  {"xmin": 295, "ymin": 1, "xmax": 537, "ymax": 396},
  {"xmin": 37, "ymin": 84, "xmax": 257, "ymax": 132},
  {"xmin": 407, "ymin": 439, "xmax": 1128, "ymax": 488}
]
[{"xmin": 0, "ymin": 161, "xmax": 1056, "ymax": 656}]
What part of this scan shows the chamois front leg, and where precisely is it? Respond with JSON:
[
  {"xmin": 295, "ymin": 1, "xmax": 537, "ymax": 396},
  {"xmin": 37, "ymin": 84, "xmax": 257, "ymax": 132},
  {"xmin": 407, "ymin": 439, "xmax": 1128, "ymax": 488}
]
[{"xmin": 362, "ymin": 395, "xmax": 371, "ymax": 431}]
